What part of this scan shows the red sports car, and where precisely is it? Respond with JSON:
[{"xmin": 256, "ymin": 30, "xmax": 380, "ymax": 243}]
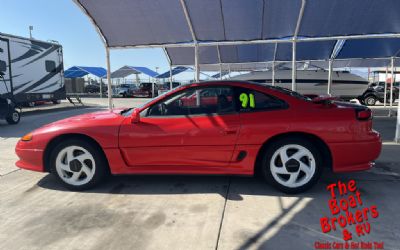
[{"xmin": 15, "ymin": 81, "xmax": 382, "ymax": 193}]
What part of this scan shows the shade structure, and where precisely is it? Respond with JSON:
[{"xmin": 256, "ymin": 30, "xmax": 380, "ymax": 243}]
[
  {"xmin": 336, "ymin": 38, "xmax": 400, "ymax": 59},
  {"xmin": 110, "ymin": 66, "xmax": 158, "ymax": 78},
  {"xmin": 74, "ymin": 0, "xmax": 400, "ymax": 142},
  {"xmin": 64, "ymin": 66, "xmax": 107, "ymax": 78},
  {"xmin": 74, "ymin": 0, "xmax": 400, "ymax": 48},
  {"xmin": 155, "ymin": 66, "xmax": 189, "ymax": 79},
  {"xmin": 166, "ymin": 41, "xmax": 336, "ymax": 65}
]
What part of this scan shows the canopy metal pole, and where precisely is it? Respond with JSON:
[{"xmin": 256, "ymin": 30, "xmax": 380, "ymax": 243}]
[
  {"xmin": 291, "ymin": 0, "xmax": 305, "ymax": 91},
  {"xmin": 327, "ymin": 59, "xmax": 333, "ymax": 96},
  {"xmin": 194, "ymin": 44, "xmax": 200, "ymax": 82},
  {"xmin": 272, "ymin": 61, "xmax": 275, "ymax": 86},
  {"xmin": 162, "ymin": 47, "xmax": 173, "ymax": 90},
  {"xmin": 169, "ymin": 64, "xmax": 173, "ymax": 89},
  {"xmin": 272, "ymin": 43, "xmax": 278, "ymax": 86},
  {"xmin": 105, "ymin": 30, "xmax": 400, "ymax": 50},
  {"xmin": 384, "ymin": 66, "xmax": 388, "ymax": 107},
  {"xmin": 228, "ymin": 65, "xmax": 231, "ymax": 79},
  {"xmin": 216, "ymin": 45, "xmax": 222, "ymax": 80},
  {"xmin": 396, "ymin": 79, "xmax": 400, "ymax": 143},
  {"xmin": 390, "ymin": 57, "xmax": 394, "ymax": 116},
  {"xmin": 292, "ymin": 41, "xmax": 297, "ymax": 91},
  {"xmin": 106, "ymin": 47, "xmax": 112, "ymax": 109}
]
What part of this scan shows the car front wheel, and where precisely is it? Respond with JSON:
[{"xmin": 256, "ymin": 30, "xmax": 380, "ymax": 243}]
[
  {"xmin": 261, "ymin": 137, "xmax": 322, "ymax": 193},
  {"xmin": 49, "ymin": 139, "xmax": 108, "ymax": 190},
  {"xmin": 6, "ymin": 109, "xmax": 20, "ymax": 125}
]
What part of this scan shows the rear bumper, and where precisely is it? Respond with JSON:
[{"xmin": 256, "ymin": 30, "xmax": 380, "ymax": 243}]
[
  {"xmin": 15, "ymin": 141, "xmax": 44, "ymax": 172},
  {"xmin": 330, "ymin": 132, "xmax": 382, "ymax": 173}
]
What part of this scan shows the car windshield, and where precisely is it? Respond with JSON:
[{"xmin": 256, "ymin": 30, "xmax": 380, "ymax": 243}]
[{"xmin": 120, "ymin": 88, "xmax": 175, "ymax": 116}]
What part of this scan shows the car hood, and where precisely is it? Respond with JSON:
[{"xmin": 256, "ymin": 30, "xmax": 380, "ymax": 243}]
[
  {"xmin": 36, "ymin": 108, "xmax": 127, "ymax": 133},
  {"xmin": 25, "ymin": 108, "xmax": 129, "ymax": 150}
]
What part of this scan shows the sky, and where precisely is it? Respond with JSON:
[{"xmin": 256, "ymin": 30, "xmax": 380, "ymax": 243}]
[{"xmin": 0, "ymin": 0, "xmax": 199, "ymax": 80}]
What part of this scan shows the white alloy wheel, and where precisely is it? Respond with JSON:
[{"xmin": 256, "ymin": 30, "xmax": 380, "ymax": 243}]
[
  {"xmin": 12, "ymin": 112, "xmax": 19, "ymax": 122},
  {"xmin": 55, "ymin": 145, "xmax": 96, "ymax": 186},
  {"xmin": 269, "ymin": 144, "xmax": 316, "ymax": 188}
]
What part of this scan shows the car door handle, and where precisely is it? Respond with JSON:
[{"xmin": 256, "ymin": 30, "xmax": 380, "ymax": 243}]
[{"xmin": 221, "ymin": 129, "xmax": 237, "ymax": 135}]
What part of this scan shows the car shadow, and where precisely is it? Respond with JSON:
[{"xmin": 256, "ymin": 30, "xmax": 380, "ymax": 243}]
[
  {"xmin": 35, "ymin": 169, "xmax": 353, "ymax": 199},
  {"xmin": 34, "ymin": 144, "xmax": 400, "ymax": 249},
  {"xmin": 0, "ymin": 107, "xmax": 104, "ymax": 138}
]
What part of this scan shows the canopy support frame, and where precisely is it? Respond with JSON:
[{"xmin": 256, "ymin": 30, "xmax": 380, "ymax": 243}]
[
  {"xmin": 384, "ymin": 66, "xmax": 388, "ymax": 107},
  {"xmin": 217, "ymin": 45, "xmax": 222, "ymax": 80},
  {"xmin": 390, "ymin": 57, "xmax": 394, "ymax": 117},
  {"xmin": 163, "ymin": 48, "xmax": 173, "ymax": 89},
  {"xmin": 272, "ymin": 43, "xmax": 278, "ymax": 86},
  {"xmin": 180, "ymin": 0, "xmax": 200, "ymax": 82},
  {"xmin": 327, "ymin": 59, "xmax": 333, "ymax": 95},
  {"xmin": 291, "ymin": 0, "xmax": 306, "ymax": 91},
  {"xmin": 105, "ymin": 47, "xmax": 112, "ymax": 109}
]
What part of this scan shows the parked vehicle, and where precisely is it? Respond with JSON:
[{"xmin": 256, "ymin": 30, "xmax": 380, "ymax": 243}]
[
  {"xmin": 15, "ymin": 81, "xmax": 381, "ymax": 193},
  {"xmin": 358, "ymin": 82, "xmax": 399, "ymax": 105},
  {"xmin": 0, "ymin": 70, "xmax": 20, "ymax": 124},
  {"xmin": 84, "ymin": 83, "xmax": 107, "ymax": 94},
  {"xmin": 231, "ymin": 69, "xmax": 369, "ymax": 101},
  {"xmin": 158, "ymin": 82, "xmax": 181, "ymax": 95},
  {"xmin": 116, "ymin": 84, "xmax": 137, "ymax": 97},
  {"xmin": 131, "ymin": 82, "xmax": 158, "ymax": 98},
  {"xmin": 0, "ymin": 32, "xmax": 65, "ymax": 105}
]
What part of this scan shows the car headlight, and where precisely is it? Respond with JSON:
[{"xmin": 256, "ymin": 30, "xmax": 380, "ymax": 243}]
[{"xmin": 21, "ymin": 133, "xmax": 33, "ymax": 141}]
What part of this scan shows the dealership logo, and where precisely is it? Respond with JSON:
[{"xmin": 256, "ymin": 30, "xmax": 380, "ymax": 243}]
[{"xmin": 315, "ymin": 180, "xmax": 384, "ymax": 249}]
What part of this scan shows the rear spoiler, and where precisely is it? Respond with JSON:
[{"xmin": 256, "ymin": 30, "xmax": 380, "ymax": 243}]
[{"xmin": 311, "ymin": 96, "xmax": 339, "ymax": 104}]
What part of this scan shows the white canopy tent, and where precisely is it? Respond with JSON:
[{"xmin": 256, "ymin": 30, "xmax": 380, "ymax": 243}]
[{"xmin": 73, "ymin": 0, "xmax": 400, "ymax": 142}]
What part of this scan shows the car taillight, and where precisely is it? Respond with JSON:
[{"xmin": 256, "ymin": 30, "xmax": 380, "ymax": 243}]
[{"xmin": 356, "ymin": 109, "xmax": 372, "ymax": 120}]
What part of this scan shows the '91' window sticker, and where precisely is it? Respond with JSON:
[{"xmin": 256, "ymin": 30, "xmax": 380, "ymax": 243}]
[{"xmin": 239, "ymin": 93, "xmax": 255, "ymax": 108}]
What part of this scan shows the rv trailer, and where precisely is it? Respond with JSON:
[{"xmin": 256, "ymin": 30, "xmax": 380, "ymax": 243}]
[{"xmin": 0, "ymin": 32, "xmax": 65, "ymax": 105}]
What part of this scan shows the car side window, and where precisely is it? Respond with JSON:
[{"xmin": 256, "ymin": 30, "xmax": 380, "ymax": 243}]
[
  {"xmin": 146, "ymin": 86, "xmax": 235, "ymax": 117},
  {"xmin": 235, "ymin": 87, "xmax": 287, "ymax": 112}
]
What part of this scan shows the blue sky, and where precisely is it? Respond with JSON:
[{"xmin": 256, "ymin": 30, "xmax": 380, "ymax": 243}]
[{"xmin": 0, "ymin": 0, "xmax": 185, "ymax": 77}]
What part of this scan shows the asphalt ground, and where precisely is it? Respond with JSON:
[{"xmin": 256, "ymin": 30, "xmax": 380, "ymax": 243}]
[{"xmin": 0, "ymin": 98, "xmax": 399, "ymax": 250}]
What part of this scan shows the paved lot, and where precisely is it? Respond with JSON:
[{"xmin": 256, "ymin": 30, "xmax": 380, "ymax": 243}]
[{"xmin": 0, "ymin": 102, "xmax": 399, "ymax": 250}]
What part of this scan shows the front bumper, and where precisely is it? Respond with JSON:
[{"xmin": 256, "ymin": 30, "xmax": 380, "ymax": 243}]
[
  {"xmin": 329, "ymin": 132, "xmax": 382, "ymax": 173},
  {"xmin": 15, "ymin": 140, "xmax": 44, "ymax": 172}
]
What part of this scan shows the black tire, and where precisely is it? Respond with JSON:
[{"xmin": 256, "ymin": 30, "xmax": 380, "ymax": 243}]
[
  {"xmin": 48, "ymin": 139, "xmax": 109, "ymax": 191},
  {"xmin": 363, "ymin": 95, "xmax": 377, "ymax": 106},
  {"xmin": 6, "ymin": 109, "xmax": 20, "ymax": 125},
  {"xmin": 260, "ymin": 137, "xmax": 323, "ymax": 194}
]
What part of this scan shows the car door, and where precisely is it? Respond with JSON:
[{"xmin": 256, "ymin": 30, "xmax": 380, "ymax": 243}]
[
  {"xmin": 118, "ymin": 86, "xmax": 241, "ymax": 172},
  {"xmin": 234, "ymin": 87, "xmax": 292, "ymax": 146}
]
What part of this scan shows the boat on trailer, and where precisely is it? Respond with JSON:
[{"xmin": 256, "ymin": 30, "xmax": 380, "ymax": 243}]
[{"xmin": 230, "ymin": 69, "xmax": 369, "ymax": 100}]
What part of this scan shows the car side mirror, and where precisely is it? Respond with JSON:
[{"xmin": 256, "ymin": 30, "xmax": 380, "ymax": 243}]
[{"xmin": 131, "ymin": 108, "xmax": 140, "ymax": 124}]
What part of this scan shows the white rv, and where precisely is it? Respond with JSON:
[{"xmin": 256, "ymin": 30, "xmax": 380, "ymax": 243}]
[{"xmin": 0, "ymin": 32, "xmax": 65, "ymax": 105}]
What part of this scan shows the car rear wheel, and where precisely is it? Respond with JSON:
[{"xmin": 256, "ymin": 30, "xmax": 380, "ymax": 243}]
[
  {"xmin": 49, "ymin": 139, "xmax": 108, "ymax": 190},
  {"xmin": 364, "ymin": 95, "xmax": 377, "ymax": 106},
  {"xmin": 261, "ymin": 137, "xmax": 322, "ymax": 193}
]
